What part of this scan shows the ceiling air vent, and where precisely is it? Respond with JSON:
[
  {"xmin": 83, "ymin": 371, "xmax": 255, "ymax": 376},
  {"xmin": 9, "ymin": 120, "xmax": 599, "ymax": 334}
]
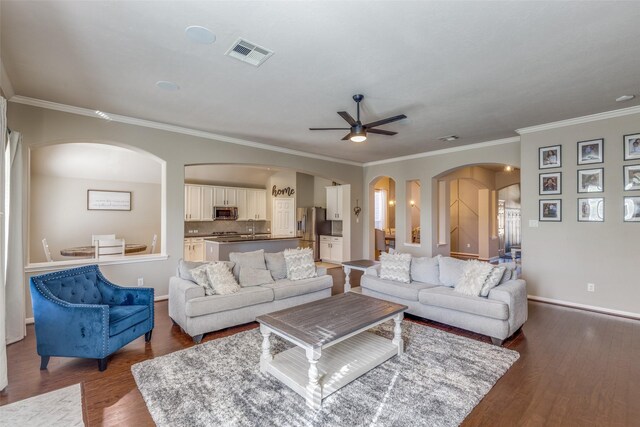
[{"xmin": 225, "ymin": 38, "xmax": 274, "ymax": 67}]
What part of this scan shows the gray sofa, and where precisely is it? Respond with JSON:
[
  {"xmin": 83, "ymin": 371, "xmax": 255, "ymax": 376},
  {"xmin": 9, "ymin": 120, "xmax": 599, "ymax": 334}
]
[
  {"xmin": 169, "ymin": 256, "xmax": 333, "ymax": 343},
  {"xmin": 361, "ymin": 256, "xmax": 527, "ymax": 345}
]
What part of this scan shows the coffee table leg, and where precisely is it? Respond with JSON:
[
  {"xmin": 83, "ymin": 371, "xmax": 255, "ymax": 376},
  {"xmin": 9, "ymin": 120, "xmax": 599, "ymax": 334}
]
[
  {"xmin": 305, "ymin": 347, "xmax": 322, "ymax": 410},
  {"xmin": 343, "ymin": 266, "xmax": 351, "ymax": 293},
  {"xmin": 392, "ymin": 313, "xmax": 404, "ymax": 355},
  {"xmin": 260, "ymin": 325, "xmax": 272, "ymax": 373}
]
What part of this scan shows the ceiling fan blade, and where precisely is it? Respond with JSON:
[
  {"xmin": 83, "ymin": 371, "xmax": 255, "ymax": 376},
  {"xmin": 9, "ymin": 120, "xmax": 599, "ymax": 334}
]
[
  {"xmin": 367, "ymin": 128, "xmax": 397, "ymax": 136},
  {"xmin": 341, "ymin": 133, "xmax": 352, "ymax": 141},
  {"xmin": 364, "ymin": 114, "xmax": 407, "ymax": 129},
  {"xmin": 309, "ymin": 127, "xmax": 351, "ymax": 130},
  {"xmin": 337, "ymin": 111, "xmax": 357, "ymax": 126}
]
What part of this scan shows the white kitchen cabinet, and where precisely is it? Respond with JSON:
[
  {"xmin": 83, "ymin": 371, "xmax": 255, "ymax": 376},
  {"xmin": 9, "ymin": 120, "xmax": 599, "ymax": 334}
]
[
  {"xmin": 236, "ymin": 188, "xmax": 248, "ymax": 220},
  {"xmin": 246, "ymin": 189, "xmax": 267, "ymax": 220},
  {"xmin": 201, "ymin": 186, "xmax": 214, "ymax": 221},
  {"xmin": 326, "ymin": 185, "xmax": 344, "ymax": 220},
  {"xmin": 319, "ymin": 235, "xmax": 343, "ymax": 262},
  {"xmin": 184, "ymin": 185, "xmax": 202, "ymax": 221},
  {"xmin": 214, "ymin": 187, "xmax": 237, "ymax": 206},
  {"xmin": 184, "ymin": 237, "xmax": 205, "ymax": 262}
]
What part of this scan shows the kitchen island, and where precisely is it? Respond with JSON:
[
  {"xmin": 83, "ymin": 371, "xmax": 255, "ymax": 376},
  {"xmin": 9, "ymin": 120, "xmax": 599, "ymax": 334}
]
[{"xmin": 204, "ymin": 236, "xmax": 302, "ymax": 261}]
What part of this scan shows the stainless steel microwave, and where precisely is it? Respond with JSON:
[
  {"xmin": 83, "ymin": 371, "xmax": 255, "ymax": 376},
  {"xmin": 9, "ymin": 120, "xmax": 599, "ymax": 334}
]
[{"xmin": 213, "ymin": 206, "xmax": 238, "ymax": 220}]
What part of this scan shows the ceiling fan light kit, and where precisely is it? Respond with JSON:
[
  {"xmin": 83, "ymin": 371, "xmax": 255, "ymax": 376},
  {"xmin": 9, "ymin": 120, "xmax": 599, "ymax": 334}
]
[{"xmin": 310, "ymin": 94, "xmax": 407, "ymax": 143}]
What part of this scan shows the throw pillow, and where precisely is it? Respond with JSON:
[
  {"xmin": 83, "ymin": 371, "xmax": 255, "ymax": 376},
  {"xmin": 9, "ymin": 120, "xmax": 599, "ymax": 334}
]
[
  {"xmin": 206, "ymin": 263, "xmax": 241, "ymax": 295},
  {"xmin": 229, "ymin": 249, "xmax": 267, "ymax": 280},
  {"xmin": 454, "ymin": 260, "xmax": 494, "ymax": 296},
  {"xmin": 264, "ymin": 252, "xmax": 287, "ymax": 280},
  {"xmin": 480, "ymin": 265, "xmax": 507, "ymax": 297},
  {"xmin": 499, "ymin": 262, "xmax": 518, "ymax": 284},
  {"xmin": 439, "ymin": 256, "xmax": 467, "ymax": 287},
  {"xmin": 189, "ymin": 264, "xmax": 215, "ymax": 296},
  {"xmin": 379, "ymin": 252, "xmax": 412, "ymax": 284},
  {"xmin": 410, "ymin": 255, "xmax": 440, "ymax": 284},
  {"xmin": 283, "ymin": 248, "xmax": 317, "ymax": 281},
  {"xmin": 179, "ymin": 259, "xmax": 235, "ymax": 283},
  {"xmin": 239, "ymin": 267, "xmax": 275, "ymax": 287}
]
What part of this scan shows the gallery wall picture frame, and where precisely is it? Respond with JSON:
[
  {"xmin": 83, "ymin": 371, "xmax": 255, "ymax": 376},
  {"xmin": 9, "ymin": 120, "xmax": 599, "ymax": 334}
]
[
  {"xmin": 577, "ymin": 138, "xmax": 604, "ymax": 165},
  {"xmin": 577, "ymin": 197, "xmax": 604, "ymax": 222},
  {"xmin": 539, "ymin": 199, "xmax": 562, "ymax": 222},
  {"xmin": 623, "ymin": 133, "xmax": 640, "ymax": 161},
  {"xmin": 624, "ymin": 196, "xmax": 640, "ymax": 222},
  {"xmin": 539, "ymin": 172, "xmax": 562, "ymax": 195},
  {"xmin": 623, "ymin": 164, "xmax": 640, "ymax": 191},
  {"xmin": 577, "ymin": 168, "xmax": 604, "ymax": 193},
  {"xmin": 539, "ymin": 145, "xmax": 562, "ymax": 169},
  {"xmin": 87, "ymin": 190, "xmax": 132, "ymax": 211}
]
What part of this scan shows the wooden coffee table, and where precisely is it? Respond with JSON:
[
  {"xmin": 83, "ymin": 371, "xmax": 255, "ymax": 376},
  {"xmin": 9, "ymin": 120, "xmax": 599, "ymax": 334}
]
[{"xmin": 256, "ymin": 293, "xmax": 407, "ymax": 410}]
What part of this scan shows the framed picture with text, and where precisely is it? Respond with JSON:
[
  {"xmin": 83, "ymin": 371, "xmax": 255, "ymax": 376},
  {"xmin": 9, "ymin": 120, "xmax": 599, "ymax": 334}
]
[
  {"xmin": 539, "ymin": 145, "xmax": 562, "ymax": 169},
  {"xmin": 539, "ymin": 199, "xmax": 562, "ymax": 222},
  {"xmin": 577, "ymin": 168, "xmax": 604, "ymax": 193},
  {"xmin": 539, "ymin": 172, "xmax": 562, "ymax": 195},
  {"xmin": 87, "ymin": 190, "xmax": 132, "ymax": 211},
  {"xmin": 623, "ymin": 133, "xmax": 640, "ymax": 161},
  {"xmin": 577, "ymin": 138, "xmax": 604, "ymax": 165},
  {"xmin": 578, "ymin": 197, "xmax": 604, "ymax": 222}
]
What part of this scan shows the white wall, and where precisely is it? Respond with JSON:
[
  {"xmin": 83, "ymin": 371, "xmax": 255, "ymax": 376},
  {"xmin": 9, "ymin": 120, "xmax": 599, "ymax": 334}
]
[
  {"xmin": 30, "ymin": 174, "xmax": 161, "ymax": 263},
  {"xmin": 520, "ymin": 111, "xmax": 640, "ymax": 315},
  {"xmin": 313, "ymin": 176, "xmax": 333, "ymax": 208}
]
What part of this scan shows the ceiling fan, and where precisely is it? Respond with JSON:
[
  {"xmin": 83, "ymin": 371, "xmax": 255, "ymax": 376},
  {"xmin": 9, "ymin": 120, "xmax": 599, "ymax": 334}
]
[{"xmin": 309, "ymin": 94, "xmax": 407, "ymax": 142}]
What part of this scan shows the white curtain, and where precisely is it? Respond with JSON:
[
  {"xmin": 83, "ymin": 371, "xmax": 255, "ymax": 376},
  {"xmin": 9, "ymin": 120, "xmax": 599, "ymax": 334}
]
[
  {"xmin": 0, "ymin": 96, "xmax": 7, "ymax": 391},
  {"xmin": 5, "ymin": 128, "xmax": 25, "ymax": 346}
]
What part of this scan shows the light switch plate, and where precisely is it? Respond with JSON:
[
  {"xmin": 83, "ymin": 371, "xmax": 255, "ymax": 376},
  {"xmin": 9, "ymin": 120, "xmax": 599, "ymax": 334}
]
[{"xmin": 529, "ymin": 220, "xmax": 539, "ymax": 228}]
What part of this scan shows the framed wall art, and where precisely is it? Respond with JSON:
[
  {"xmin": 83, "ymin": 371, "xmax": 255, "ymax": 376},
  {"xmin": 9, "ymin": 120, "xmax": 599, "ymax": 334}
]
[
  {"xmin": 624, "ymin": 196, "xmax": 640, "ymax": 222},
  {"xmin": 623, "ymin": 133, "xmax": 640, "ymax": 161},
  {"xmin": 539, "ymin": 145, "xmax": 562, "ymax": 169},
  {"xmin": 539, "ymin": 172, "xmax": 562, "ymax": 195},
  {"xmin": 577, "ymin": 168, "xmax": 604, "ymax": 193},
  {"xmin": 87, "ymin": 190, "xmax": 132, "ymax": 211},
  {"xmin": 623, "ymin": 164, "xmax": 640, "ymax": 191},
  {"xmin": 577, "ymin": 138, "xmax": 604, "ymax": 165},
  {"xmin": 539, "ymin": 199, "xmax": 562, "ymax": 222},
  {"xmin": 577, "ymin": 197, "xmax": 604, "ymax": 222}
]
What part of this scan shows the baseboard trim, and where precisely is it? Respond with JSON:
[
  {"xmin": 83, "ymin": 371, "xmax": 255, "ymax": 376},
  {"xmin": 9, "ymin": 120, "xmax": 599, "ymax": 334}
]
[
  {"xmin": 528, "ymin": 295, "xmax": 640, "ymax": 320},
  {"xmin": 25, "ymin": 294, "xmax": 169, "ymax": 325}
]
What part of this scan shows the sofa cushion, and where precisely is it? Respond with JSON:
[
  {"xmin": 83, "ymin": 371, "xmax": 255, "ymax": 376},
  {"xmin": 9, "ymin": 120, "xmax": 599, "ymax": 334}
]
[
  {"xmin": 185, "ymin": 287, "xmax": 274, "ymax": 317},
  {"xmin": 411, "ymin": 256, "xmax": 440, "ymax": 284},
  {"xmin": 284, "ymin": 248, "xmax": 317, "ymax": 280},
  {"xmin": 265, "ymin": 252, "xmax": 287, "ymax": 280},
  {"xmin": 418, "ymin": 287, "xmax": 508, "ymax": 320},
  {"xmin": 206, "ymin": 263, "xmax": 241, "ymax": 295},
  {"xmin": 262, "ymin": 275, "xmax": 333, "ymax": 300},
  {"xmin": 42, "ymin": 272, "xmax": 102, "ymax": 305},
  {"xmin": 109, "ymin": 305, "xmax": 149, "ymax": 336},
  {"xmin": 229, "ymin": 250, "xmax": 267, "ymax": 280},
  {"xmin": 379, "ymin": 252, "xmax": 412, "ymax": 283},
  {"xmin": 239, "ymin": 267, "xmax": 275, "ymax": 287},
  {"xmin": 361, "ymin": 275, "xmax": 438, "ymax": 301},
  {"xmin": 439, "ymin": 257, "xmax": 467, "ymax": 287}
]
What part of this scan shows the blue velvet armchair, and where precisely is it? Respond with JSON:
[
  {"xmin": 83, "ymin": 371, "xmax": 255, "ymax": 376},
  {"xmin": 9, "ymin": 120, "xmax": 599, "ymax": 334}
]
[{"xmin": 30, "ymin": 265, "xmax": 154, "ymax": 371}]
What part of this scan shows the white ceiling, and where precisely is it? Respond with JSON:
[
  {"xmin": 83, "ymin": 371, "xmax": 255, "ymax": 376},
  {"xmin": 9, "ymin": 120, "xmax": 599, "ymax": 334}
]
[
  {"xmin": 2, "ymin": 1, "xmax": 640, "ymax": 163},
  {"xmin": 31, "ymin": 143, "xmax": 162, "ymax": 184}
]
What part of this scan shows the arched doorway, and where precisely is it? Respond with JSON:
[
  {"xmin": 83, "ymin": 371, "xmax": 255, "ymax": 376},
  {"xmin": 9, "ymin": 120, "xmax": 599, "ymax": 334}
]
[{"xmin": 369, "ymin": 176, "xmax": 396, "ymax": 260}]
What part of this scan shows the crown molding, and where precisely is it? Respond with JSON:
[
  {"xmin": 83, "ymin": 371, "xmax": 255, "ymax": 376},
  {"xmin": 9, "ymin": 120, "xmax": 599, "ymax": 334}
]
[
  {"xmin": 517, "ymin": 105, "xmax": 640, "ymax": 135},
  {"xmin": 362, "ymin": 136, "xmax": 521, "ymax": 167},
  {"xmin": 8, "ymin": 95, "xmax": 363, "ymax": 167}
]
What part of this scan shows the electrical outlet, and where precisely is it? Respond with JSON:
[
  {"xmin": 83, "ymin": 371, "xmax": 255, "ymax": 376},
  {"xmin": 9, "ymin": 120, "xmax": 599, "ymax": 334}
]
[
  {"xmin": 466, "ymin": 243, "xmax": 471, "ymax": 248},
  {"xmin": 587, "ymin": 283, "xmax": 595, "ymax": 292},
  {"xmin": 137, "ymin": 277, "xmax": 144, "ymax": 287}
]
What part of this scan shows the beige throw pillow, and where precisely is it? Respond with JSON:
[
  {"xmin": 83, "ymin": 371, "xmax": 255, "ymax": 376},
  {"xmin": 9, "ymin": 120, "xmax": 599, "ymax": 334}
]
[
  {"xmin": 379, "ymin": 252, "xmax": 412, "ymax": 284},
  {"xmin": 206, "ymin": 263, "xmax": 241, "ymax": 295},
  {"xmin": 454, "ymin": 260, "xmax": 494, "ymax": 296},
  {"xmin": 190, "ymin": 264, "xmax": 215, "ymax": 296},
  {"xmin": 283, "ymin": 248, "xmax": 317, "ymax": 281}
]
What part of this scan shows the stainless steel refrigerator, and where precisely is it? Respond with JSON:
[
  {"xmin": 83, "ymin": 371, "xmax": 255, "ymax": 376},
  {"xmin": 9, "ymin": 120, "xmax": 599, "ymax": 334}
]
[{"xmin": 296, "ymin": 207, "xmax": 331, "ymax": 261}]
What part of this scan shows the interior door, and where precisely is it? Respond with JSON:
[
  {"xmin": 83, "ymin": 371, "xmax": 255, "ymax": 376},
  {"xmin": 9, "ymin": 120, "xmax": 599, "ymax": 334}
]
[{"xmin": 272, "ymin": 198, "xmax": 295, "ymax": 237}]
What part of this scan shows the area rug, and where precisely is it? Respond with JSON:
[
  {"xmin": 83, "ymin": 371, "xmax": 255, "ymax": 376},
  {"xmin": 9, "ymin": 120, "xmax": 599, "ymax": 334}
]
[
  {"xmin": 132, "ymin": 321, "xmax": 519, "ymax": 427},
  {"xmin": 0, "ymin": 384, "xmax": 84, "ymax": 427}
]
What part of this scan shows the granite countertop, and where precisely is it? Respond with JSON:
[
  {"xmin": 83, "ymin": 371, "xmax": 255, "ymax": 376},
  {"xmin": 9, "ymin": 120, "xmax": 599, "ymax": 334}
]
[
  {"xmin": 185, "ymin": 233, "xmax": 272, "ymax": 238},
  {"xmin": 204, "ymin": 236, "xmax": 301, "ymax": 243}
]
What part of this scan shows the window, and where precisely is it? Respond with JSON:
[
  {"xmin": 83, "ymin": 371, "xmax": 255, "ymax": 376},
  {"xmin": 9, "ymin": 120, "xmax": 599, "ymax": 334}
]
[{"xmin": 374, "ymin": 189, "xmax": 387, "ymax": 230}]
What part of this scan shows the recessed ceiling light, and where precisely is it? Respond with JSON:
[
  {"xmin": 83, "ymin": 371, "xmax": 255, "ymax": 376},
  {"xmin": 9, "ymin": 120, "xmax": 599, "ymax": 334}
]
[
  {"xmin": 156, "ymin": 81, "xmax": 180, "ymax": 91},
  {"xmin": 438, "ymin": 135, "xmax": 459, "ymax": 142},
  {"xmin": 616, "ymin": 95, "xmax": 635, "ymax": 102},
  {"xmin": 185, "ymin": 26, "xmax": 216, "ymax": 44}
]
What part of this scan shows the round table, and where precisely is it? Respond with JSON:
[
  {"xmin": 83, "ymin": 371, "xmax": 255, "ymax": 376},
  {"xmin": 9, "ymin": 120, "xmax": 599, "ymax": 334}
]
[{"xmin": 60, "ymin": 244, "xmax": 148, "ymax": 257}]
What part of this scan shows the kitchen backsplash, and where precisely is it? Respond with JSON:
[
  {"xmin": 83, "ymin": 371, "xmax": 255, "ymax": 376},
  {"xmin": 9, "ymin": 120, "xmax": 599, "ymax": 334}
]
[{"xmin": 185, "ymin": 221, "xmax": 271, "ymax": 236}]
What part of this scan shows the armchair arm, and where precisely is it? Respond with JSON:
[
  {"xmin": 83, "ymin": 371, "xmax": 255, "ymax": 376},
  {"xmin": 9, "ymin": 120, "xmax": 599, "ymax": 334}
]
[
  {"xmin": 30, "ymin": 280, "xmax": 109, "ymax": 359},
  {"xmin": 488, "ymin": 279, "xmax": 528, "ymax": 335}
]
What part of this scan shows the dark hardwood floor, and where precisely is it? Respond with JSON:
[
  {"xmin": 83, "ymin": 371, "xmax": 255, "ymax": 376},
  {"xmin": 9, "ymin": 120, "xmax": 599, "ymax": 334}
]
[{"xmin": 1, "ymin": 299, "xmax": 639, "ymax": 426}]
